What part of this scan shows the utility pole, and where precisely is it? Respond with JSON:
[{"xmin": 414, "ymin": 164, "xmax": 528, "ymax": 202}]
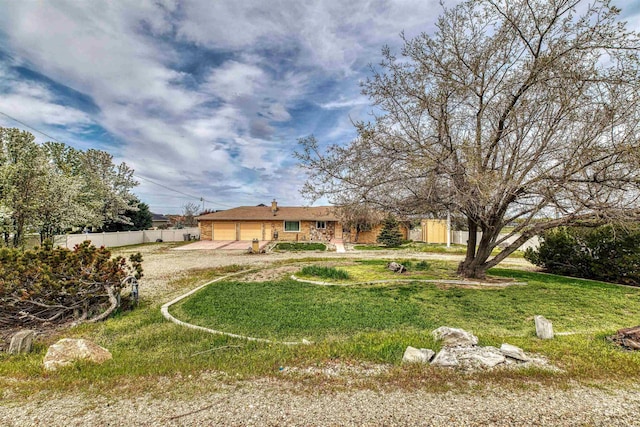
[{"xmin": 200, "ymin": 197, "xmax": 204, "ymax": 213}]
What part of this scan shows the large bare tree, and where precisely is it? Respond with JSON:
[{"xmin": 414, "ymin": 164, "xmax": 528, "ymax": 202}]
[{"xmin": 298, "ymin": 0, "xmax": 640, "ymax": 278}]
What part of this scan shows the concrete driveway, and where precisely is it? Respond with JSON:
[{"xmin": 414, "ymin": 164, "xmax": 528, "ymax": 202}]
[{"xmin": 173, "ymin": 240, "xmax": 270, "ymax": 250}]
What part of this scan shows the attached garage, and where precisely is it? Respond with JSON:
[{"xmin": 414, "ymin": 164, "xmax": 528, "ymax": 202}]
[
  {"xmin": 213, "ymin": 222, "xmax": 236, "ymax": 240},
  {"xmin": 239, "ymin": 222, "xmax": 262, "ymax": 241}
]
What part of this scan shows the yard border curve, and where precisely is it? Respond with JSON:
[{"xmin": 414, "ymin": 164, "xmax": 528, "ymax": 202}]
[
  {"xmin": 161, "ymin": 271, "xmax": 305, "ymax": 346},
  {"xmin": 290, "ymin": 274, "xmax": 527, "ymax": 287}
]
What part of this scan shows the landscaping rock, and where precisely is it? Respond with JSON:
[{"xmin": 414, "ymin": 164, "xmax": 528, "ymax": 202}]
[
  {"xmin": 402, "ymin": 346, "xmax": 435, "ymax": 364},
  {"xmin": 534, "ymin": 315, "xmax": 554, "ymax": 339},
  {"xmin": 387, "ymin": 262, "xmax": 406, "ymax": 273},
  {"xmin": 8, "ymin": 330, "xmax": 35, "ymax": 354},
  {"xmin": 432, "ymin": 326, "xmax": 478, "ymax": 347},
  {"xmin": 43, "ymin": 338, "xmax": 112, "ymax": 371},
  {"xmin": 500, "ymin": 343, "xmax": 530, "ymax": 361},
  {"xmin": 431, "ymin": 346, "xmax": 506, "ymax": 369},
  {"xmin": 458, "ymin": 346, "xmax": 506, "ymax": 368},
  {"xmin": 431, "ymin": 347, "xmax": 459, "ymax": 367}
]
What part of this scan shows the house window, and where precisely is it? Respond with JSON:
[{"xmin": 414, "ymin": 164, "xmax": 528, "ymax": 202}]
[
  {"xmin": 316, "ymin": 221, "xmax": 326, "ymax": 229},
  {"xmin": 284, "ymin": 221, "xmax": 300, "ymax": 232}
]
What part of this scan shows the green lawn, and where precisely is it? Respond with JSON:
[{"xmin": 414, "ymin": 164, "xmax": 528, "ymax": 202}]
[{"xmin": 172, "ymin": 266, "xmax": 640, "ymax": 342}]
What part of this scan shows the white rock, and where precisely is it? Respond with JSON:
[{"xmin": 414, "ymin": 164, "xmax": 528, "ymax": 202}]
[
  {"xmin": 432, "ymin": 326, "xmax": 478, "ymax": 347},
  {"xmin": 402, "ymin": 346, "xmax": 435, "ymax": 364},
  {"xmin": 430, "ymin": 348, "xmax": 459, "ymax": 367},
  {"xmin": 458, "ymin": 346, "xmax": 506, "ymax": 368},
  {"xmin": 500, "ymin": 343, "xmax": 530, "ymax": 362},
  {"xmin": 43, "ymin": 338, "xmax": 112, "ymax": 371},
  {"xmin": 534, "ymin": 315, "xmax": 554, "ymax": 339}
]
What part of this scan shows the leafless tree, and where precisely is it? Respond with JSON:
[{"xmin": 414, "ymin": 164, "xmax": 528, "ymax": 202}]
[
  {"xmin": 337, "ymin": 203, "xmax": 384, "ymax": 242},
  {"xmin": 183, "ymin": 202, "xmax": 200, "ymax": 227},
  {"xmin": 298, "ymin": 0, "xmax": 640, "ymax": 278}
]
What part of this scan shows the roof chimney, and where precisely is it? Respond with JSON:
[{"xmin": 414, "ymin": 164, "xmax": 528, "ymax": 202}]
[{"xmin": 271, "ymin": 199, "xmax": 278, "ymax": 216}]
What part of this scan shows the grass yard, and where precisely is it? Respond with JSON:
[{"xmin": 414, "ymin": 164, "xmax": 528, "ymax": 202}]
[
  {"xmin": 173, "ymin": 266, "xmax": 640, "ymax": 342},
  {"xmin": 2, "ymin": 258, "xmax": 640, "ymax": 397}
]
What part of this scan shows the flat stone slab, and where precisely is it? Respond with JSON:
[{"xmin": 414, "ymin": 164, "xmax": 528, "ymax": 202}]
[{"xmin": 500, "ymin": 343, "xmax": 530, "ymax": 362}]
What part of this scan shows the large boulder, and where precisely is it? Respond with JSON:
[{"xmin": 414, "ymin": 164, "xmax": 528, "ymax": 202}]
[
  {"xmin": 402, "ymin": 346, "xmax": 435, "ymax": 364},
  {"xmin": 432, "ymin": 327, "xmax": 478, "ymax": 347},
  {"xmin": 8, "ymin": 330, "xmax": 35, "ymax": 355},
  {"xmin": 43, "ymin": 338, "xmax": 112, "ymax": 371}
]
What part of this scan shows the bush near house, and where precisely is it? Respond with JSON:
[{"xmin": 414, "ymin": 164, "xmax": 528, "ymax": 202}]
[
  {"xmin": 0, "ymin": 241, "xmax": 143, "ymax": 327},
  {"xmin": 525, "ymin": 225, "xmax": 640, "ymax": 286},
  {"xmin": 274, "ymin": 242, "xmax": 326, "ymax": 251},
  {"xmin": 376, "ymin": 215, "xmax": 403, "ymax": 248}
]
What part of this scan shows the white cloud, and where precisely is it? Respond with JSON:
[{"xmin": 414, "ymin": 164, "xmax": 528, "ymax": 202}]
[{"xmin": 0, "ymin": 0, "xmax": 466, "ymax": 211}]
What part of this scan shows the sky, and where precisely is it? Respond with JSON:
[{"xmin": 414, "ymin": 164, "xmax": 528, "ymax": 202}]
[{"xmin": 1, "ymin": 0, "xmax": 639, "ymax": 214}]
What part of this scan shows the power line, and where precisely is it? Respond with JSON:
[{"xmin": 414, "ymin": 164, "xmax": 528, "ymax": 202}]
[
  {"xmin": 135, "ymin": 175, "xmax": 236, "ymax": 208},
  {"xmin": 0, "ymin": 111, "xmax": 66, "ymax": 143}
]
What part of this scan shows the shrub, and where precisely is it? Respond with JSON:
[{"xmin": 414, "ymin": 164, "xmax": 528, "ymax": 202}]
[
  {"xmin": 524, "ymin": 225, "xmax": 640, "ymax": 286},
  {"xmin": 376, "ymin": 215, "xmax": 403, "ymax": 248},
  {"xmin": 0, "ymin": 241, "xmax": 143, "ymax": 327},
  {"xmin": 275, "ymin": 242, "xmax": 326, "ymax": 251},
  {"xmin": 299, "ymin": 265, "xmax": 350, "ymax": 280}
]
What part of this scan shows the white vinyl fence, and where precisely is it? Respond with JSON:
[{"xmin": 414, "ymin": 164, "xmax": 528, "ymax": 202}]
[
  {"xmin": 450, "ymin": 231, "xmax": 540, "ymax": 251},
  {"xmin": 53, "ymin": 227, "xmax": 200, "ymax": 249}
]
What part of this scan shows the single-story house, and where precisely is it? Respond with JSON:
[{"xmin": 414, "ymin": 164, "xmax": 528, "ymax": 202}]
[
  {"xmin": 197, "ymin": 200, "xmax": 408, "ymax": 244},
  {"xmin": 197, "ymin": 200, "xmax": 340, "ymax": 242}
]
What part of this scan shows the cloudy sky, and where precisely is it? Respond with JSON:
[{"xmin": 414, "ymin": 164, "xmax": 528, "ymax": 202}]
[{"xmin": 1, "ymin": 0, "xmax": 639, "ymax": 214}]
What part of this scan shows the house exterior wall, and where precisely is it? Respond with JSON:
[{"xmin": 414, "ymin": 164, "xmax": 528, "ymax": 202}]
[
  {"xmin": 198, "ymin": 220, "xmax": 340, "ymax": 242},
  {"xmin": 343, "ymin": 224, "xmax": 409, "ymax": 244},
  {"xmin": 199, "ymin": 221, "xmax": 213, "ymax": 240}
]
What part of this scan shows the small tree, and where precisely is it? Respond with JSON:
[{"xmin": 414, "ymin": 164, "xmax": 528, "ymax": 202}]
[
  {"xmin": 183, "ymin": 202, "xmax": 199, "ymax": 227},
  {"xmin": 0, "ymin": 241, "xmax": 143, "ymax": 327},
  {"xmin": 377, "ymin": 215, "xmax": 403, "ymax": 247}
]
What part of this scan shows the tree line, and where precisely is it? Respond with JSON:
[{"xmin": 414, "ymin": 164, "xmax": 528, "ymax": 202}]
[{"xmin": 0, "ymin": 127, "xmax": 143, "ymax": 247}]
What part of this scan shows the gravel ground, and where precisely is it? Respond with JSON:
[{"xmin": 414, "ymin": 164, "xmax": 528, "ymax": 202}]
[
  {"xmin": 3, "ymin": 244, "xmax": 638, "ymax": 426},
  {"xmin": 2, "ymin": 380, "xmax": 639, "ymax": 426}
]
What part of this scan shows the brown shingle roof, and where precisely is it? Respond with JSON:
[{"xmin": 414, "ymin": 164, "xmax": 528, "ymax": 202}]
[{"xmin": 197, "ymin": 206, "xmax": 339, "ymax": 221}]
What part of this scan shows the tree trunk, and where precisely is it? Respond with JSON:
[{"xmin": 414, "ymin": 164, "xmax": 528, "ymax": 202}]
[
  {"xmin": 457, "ymin": 220, "xmax": 502, "ymax": 279},
  {"xmin": 457, "ymin": 218, "xmax": 478, "ymax": 276}
]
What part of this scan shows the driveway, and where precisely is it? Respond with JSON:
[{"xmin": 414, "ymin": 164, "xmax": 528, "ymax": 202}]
[{"xmin": 173, "ymin": 240, "xmax": 270, "ymax": 251}]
